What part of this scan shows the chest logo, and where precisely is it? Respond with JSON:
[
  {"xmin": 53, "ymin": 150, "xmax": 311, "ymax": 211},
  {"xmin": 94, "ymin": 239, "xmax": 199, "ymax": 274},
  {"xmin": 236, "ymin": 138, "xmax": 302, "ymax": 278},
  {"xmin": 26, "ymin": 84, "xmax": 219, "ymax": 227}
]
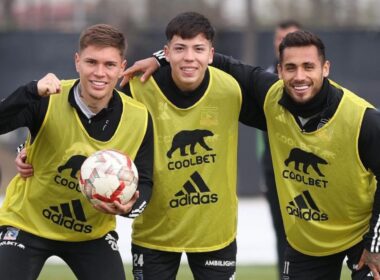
[
  {"xmin": 167, "ymin": 129, "xmax": 214, "ymax": 159},
  {"xmin": 284, "ymin": 148, "xmax": 327, "ymax": 177},
  {"xmin": 54, "ymin": 155, "xmax": 87, "ymax": 193},
  {"xmin": 58, "ymin": 155, "xmax": 87, "ymax": 179}
]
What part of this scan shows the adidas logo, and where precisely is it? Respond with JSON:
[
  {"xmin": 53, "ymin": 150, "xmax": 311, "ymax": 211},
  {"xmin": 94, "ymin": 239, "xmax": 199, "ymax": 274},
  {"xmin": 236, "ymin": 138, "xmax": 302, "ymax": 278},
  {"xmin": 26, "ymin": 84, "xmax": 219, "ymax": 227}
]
[
  {"xmin": 42, "ymin": 199, "xmax": 92, "ymax": 233},
  {"xmin": 286, "ymin": 191, "xmax": 328, "ymax": 221},
  {"xmin": 169, "ymin": 171, "xmax": 218, "ymax": 208}
]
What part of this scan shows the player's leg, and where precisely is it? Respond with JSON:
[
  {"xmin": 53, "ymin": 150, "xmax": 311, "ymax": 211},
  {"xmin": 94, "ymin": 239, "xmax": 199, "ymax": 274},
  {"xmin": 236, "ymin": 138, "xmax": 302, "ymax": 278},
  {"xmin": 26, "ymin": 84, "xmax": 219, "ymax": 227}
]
[
  {"xmin": 281, "ymin": 242, "xmax": 345, "ymax": 280},
  {"xmin": 0, "ymin": 226, "xmax": 50, "ymax": 280},
  {"xmin": 187, "ymin": 239, "xmax": 237, "ymax": 280},
  {"xmin": 345, "ymin": 240, "xmax": 374, "ymax": 279},
  {"xmin": 131, "ymin": 243, "xmax": 181, "ymax": 280},
  {"xmin": 62, "ymin": 231, "xmax": 126, "ymax": 280}
]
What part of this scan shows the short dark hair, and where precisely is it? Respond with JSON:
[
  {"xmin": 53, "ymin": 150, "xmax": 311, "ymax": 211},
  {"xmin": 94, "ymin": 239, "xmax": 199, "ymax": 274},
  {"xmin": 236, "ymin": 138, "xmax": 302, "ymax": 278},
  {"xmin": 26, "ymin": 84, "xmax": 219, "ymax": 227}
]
[
  {"xmin": 79, "ymin": 24, "xmax": 126, "ymax": 57},
  {"xmin": 279, "ymin": 30, "xmax": 326, "ymax": 63},
  {"xmin": 277, "ymin": 20, "xmax": 302, "ymax": 30},
  {"xmin": 165, "ymin": 12, "xmax": 215, "ymax": 43}
]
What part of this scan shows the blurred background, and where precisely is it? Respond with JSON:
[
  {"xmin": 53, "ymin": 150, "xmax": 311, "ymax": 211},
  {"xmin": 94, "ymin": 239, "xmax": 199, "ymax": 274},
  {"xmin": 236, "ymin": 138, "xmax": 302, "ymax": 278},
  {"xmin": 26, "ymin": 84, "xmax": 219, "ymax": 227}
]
[{"xmin": 0, "ymin": 0, "xmax": 379, "ymax": 267}]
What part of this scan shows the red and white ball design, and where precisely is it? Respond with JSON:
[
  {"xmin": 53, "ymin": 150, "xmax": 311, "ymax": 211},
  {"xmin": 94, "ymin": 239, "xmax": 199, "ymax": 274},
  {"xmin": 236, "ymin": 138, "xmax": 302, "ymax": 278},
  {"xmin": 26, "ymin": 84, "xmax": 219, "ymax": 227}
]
[{"xmin": 79, "ymin": 149, "xmax": 138, "ymax": 206}]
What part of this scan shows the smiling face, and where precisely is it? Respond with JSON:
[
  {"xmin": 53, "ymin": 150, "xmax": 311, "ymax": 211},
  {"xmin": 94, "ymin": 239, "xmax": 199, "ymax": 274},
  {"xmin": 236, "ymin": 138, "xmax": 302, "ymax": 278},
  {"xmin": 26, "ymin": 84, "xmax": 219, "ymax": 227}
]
[
  {"xmin": 75, "ymin": 45, "xmax": 126, "ymax": 112},
  {"xmin": 277, "ymin": 45, "xmax": 330, "ymax": 104},
  {"xmin": 164, "ymin": 33, "xmax": 214, "ymax": 92}
]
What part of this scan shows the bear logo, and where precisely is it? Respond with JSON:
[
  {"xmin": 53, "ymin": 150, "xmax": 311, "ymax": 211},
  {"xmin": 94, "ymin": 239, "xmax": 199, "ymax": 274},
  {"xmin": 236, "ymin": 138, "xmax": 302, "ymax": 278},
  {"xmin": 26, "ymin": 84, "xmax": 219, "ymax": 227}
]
[
  {"xmin": 284, "ymin": 148, "xmax": 327, "ymax": 177},
  {"xmin": 57, "ymin": 155, "xmax": 87, "ymax": 179},
  {"xmin": 167, "ymin": 129, "xmax": 214, "ymax": 159}
]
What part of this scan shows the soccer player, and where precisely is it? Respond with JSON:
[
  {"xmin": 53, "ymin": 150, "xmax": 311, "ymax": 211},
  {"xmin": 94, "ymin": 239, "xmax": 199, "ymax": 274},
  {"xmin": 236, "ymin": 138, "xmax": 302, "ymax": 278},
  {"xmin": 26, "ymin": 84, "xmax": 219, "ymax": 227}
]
[
  {"xmin": 120, "ymin": 30, "xmax": 380, "ymax": 279},
  {"xmin": 0, "ymin": 24, "xmax": 153, "ymax": 280},
  {"xmin": 119, "ymin": 11, "xmax": 280, "ymax": 280},
  {"xmin": 204, "ymin": 30, "xmax": 380, "ymax": 280},
  {"xmin": 124, "ymin": 12, "xmax": 257, "ymax": 280}
]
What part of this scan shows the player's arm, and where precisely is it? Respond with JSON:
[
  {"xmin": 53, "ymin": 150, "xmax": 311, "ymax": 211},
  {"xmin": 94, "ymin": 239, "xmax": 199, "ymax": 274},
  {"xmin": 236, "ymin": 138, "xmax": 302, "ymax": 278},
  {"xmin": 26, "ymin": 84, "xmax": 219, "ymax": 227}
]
[
  {"xmin": 123, "ymin": 112, "xmax": 154, "ymax": 218},
  {"xmin": 118, "ymin": 50, "xmax": 276, "ymax": 129},
  {"xmin": 94, "ymin": 113, "xmax": 154, "ymax": 217},
  {"xmin": 119, "ymin": 50, "xmax": 165, "ymax": 87},
  {"xmin": 123, "ymin": 50, "xmax": 277, "ymax": 130},
  {"xmin": 119, "ymin": 50, "xmax": 166, "ymax": 88},
  {"xmin": 0, "ymin": 73, "xmax": 60, "ymax": 136},
  {"xmin": 357, "ymin": 108, "xmax": 380, "ymax": 279},
  {"xmin": 10, "ymin": 73, "xmax": 63, "ymax": 179},
  {"xmin": 211, "ymin": 53, "xmax": 279, "ymax": 130},
  {"xmin": 0, "ymin": 81, "xmax": 41, "ymax": 134}
]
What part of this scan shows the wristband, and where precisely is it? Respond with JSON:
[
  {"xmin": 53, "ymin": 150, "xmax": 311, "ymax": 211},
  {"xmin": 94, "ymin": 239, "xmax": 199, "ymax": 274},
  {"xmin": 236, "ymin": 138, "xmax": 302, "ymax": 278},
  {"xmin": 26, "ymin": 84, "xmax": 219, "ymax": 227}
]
[{"xmin": 152, "ymin": 50, "xmax": 168, "ymax": 67}]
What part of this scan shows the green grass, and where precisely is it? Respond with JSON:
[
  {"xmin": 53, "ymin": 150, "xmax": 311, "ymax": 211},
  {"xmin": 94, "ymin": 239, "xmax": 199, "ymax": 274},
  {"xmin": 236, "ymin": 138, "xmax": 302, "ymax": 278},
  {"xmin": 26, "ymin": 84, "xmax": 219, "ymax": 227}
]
[{"xmin": 38, "ymin": 263, "xmax": 352, "ymax": 279}]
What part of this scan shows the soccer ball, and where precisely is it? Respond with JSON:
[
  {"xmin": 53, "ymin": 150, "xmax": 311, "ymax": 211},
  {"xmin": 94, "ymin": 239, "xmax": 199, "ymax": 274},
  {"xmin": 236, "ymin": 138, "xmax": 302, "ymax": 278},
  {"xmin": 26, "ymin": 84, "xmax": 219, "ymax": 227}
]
[{"xmin": 79, "ymin": 149, "xmax": 138, "ymax": 206}]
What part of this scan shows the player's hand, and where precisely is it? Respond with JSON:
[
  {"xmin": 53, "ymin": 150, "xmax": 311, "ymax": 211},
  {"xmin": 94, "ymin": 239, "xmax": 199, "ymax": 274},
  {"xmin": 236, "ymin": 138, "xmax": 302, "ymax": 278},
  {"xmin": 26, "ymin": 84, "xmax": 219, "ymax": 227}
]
[
  {"xmin": 357, "ymin": 249, "xmax": 380, "ymax": 280},
  {"xmin": 37, "ymin": 73, "xmax": 61, "ymax": 97},
  {"xmin": 119, "ymin": 57, "xmax": 159, "ymax": 87},
  {"xmin": 93, "ymin": 191, "xmax": 140, "ymax": 215},
  {"xmin": 15, "ymin": 148, "xmax": 34, "ymax": 178}
]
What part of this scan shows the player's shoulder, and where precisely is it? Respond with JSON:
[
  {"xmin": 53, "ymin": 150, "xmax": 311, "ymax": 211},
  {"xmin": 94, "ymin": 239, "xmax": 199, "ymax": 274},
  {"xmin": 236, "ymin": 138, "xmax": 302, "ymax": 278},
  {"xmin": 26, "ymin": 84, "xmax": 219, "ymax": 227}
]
[
  {"xmin": 118, "ymin": 90, "xmax": 148, "ymax": 111},
  {"xmin": 363, "ymin": 107, "xmax": 380, "ymax": 126}
]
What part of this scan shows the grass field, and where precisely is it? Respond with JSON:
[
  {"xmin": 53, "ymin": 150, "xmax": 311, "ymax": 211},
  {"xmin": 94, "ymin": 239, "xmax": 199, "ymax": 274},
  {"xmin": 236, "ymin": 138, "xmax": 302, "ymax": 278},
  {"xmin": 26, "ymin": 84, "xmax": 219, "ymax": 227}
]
[{"xmin": 38, "ymin": 263, "xmax": 352, "ymax": 279}]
